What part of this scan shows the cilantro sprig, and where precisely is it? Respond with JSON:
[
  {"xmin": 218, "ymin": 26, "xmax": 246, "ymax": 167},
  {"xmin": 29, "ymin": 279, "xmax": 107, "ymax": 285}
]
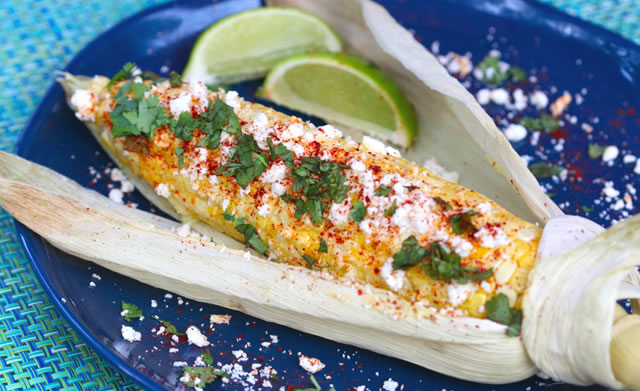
[
  {"xmin": 223, "ymin": 212, "xmax": 269, "ymax": 254},
  {"xmin": 375, "ymin": 185, "xmax": 392, "ymax": 196},
  {"xmin": 121, "ymin": 302, "xmax": 143, "ymax": 322},
  {"xmin": 293, "ymin": 375, "xmax": 336, "ymax": 391},
  {"xmin": 110, "ymin": 82, "xmax": 170, "ymax": 140},
  {"xmin": 486, "ymin": 293, "xmax": 523, "ymax": 336},
  {"xmin": 319, "ymin": 239, "xmax": 328, "ymax": 253},
  {"xmin": 384, "ymin": 200, "xmax": 397, "ymax": 217},
  {"xmin": 152, "ymin": 315, "xmax": 185, "ymax": 336},
  {"xmin": 108, "ymin": 62, "xmax": 136, "ymax": 87},
  {"xmin": 588, "ymin": 144, "xmax": 606, "ymax": 159},
  {"xmin": 392, "ymin": 236, "xmax": 429, "ymax": 270},
  {"xmin": 349, "ymin": 200, "xmax": 367, "ymax": 223}
]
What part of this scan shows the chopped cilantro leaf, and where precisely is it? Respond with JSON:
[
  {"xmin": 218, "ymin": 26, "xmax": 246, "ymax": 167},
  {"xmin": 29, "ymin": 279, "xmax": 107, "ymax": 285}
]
[
  {"xmin": 285, "ymin": 157, "xmax": 350, "ymax": 226},
  {"xmin": 175, "ymin": 147, "xmax": 184, "ymax": 168},
  {"xmin": 349, "ymin": 200, "xmax": 366, "ymax": 223},
  {"xmin": 292, "ymin": 375, "xmax": 336, "ymax": 391},
  {"xmin": 433, "ymin": 196, "xmax": 451, "ymax": 210},
  {"xmin": 169, "ymin": 71, "xmax": 182, "ymax": 88},
  {"xmin": 267, "ymin": 137, "xmax": 294, "ymax": 167},
  {"xmin": 528, "ymin": 162, "xmax": 564, "ymax": 179},
  {"xmin": 393, "ymin": 236, "xmax": 430, "ymax": 270},
  {"xmin": 518, "ymin": 114, "xmax": 560, "ymax": 133},
  {"xmin": 588, "ymin": 144, "xmax": 606, "ymax": 159},
  {"xmin": 172, "ymin": 112, "xmax": 196, "ymax": 141},
  {"xmin": 303, "ymin": 255, "xmax": 316, "ymax": 268},
  {"xmin": 450, "ymin": 210, "xmax": 477, "ymax": 234},
  {"xmin": 486, "ymin": 293, "xmax": 523, "ymax": 336},
  {"xmin": 422, "ymin": 242, "xmax": 492, "ymax": 283},
  {"xmin": 375, "ymin": 184, "xmax": 392, "ymax": 196},
  {"xmin": 476, "ymin": 55, "xmax": 526, "ymax": 85},
  {"xmin": 319, "ymin": 239, "xmax": 328, "ymax": 253},
  {"xmin": 582, "ymin": 205, "xmax": 594, "ymax": 213},
  {"xmin": 222, "ymin": 212, "xmax": 269, "ymax": 254},
  {"xmin": 203, "ymin": 98, "xmax": 241, "ymax": 135},
  {"xmin": 110, "ymin": 86, "xmax": 170, "ymax": 140},
  {"xmin": 121, "ymin": 302, "xmax": 142, "ymax": 322},
  {"xmin": 200, "ymin": 350, "xmax": 214, "ymax": 366},
  {"xmin": 108, "ymin": 62, "xmax": 136, "ymax": 87},
  {"xmin": 384, "ymin": 200, "xmax": 397, "ymax": 217},
  {"xmin": 216, "ymin": 133, "xmax": 269, "ymax": 188},
  {"xmin": 152, "ymin": 315, "xmax": 185, "ymax": 336}
]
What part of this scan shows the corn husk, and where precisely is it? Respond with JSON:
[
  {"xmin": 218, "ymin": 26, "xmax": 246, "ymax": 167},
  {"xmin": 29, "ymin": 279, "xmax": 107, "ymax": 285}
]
[{"xmin": 0, "ymin": 151, "xmax": 534, "ymax": 384}]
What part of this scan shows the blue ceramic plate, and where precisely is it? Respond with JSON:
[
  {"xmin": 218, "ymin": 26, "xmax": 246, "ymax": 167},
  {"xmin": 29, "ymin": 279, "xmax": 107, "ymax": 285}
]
[{"xmin": 15, "ymin": 0, "xmax": 639, "ymax": 389}]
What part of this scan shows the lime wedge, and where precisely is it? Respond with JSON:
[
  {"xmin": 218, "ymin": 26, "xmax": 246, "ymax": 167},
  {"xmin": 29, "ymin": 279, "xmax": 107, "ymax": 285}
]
[
  {"xmin": 258, "ymin": 52, "xmax": 417, "ymax": 147},
  {"xmin": 183, "ymin": 7, "xmax": 343, "ymax": 84}
]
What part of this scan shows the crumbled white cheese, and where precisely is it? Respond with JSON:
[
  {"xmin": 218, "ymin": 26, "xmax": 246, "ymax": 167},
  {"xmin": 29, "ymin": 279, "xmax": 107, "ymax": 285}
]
[
  {"xmin": 120, "ymin": 180, "xmax": 134, "ymax": 193},
  {"xmin": 151, "ymin": 300, "xmax": 158, "ymax": 308},
  {"xmin": 155, "ymin": 183, "xmax": 171, "ymax": 198},
  {"xmin": 224, "ymin": 90, "xmax": 240, "ymax": 108},
  {"xmin": 271, "ymin": 181, "xmax": 287, "ymax": 197},
  {"xmin": 186, "ymin": 325, "xmax": 210, "ymax": 347},
  {"xmin": 328, "ymin": 200, "xmax": 351, "ymax": 227},
  {"xmin": 623, "ymin": 154, "xmax": 636, "ymax": 164},
  {"xmin": 169, "ymin": 91, "xmax": 192, "ymax": 119},
  {"xmin": 382, "ymin": 378, "xmax": 399, "ymax": 391},
  {"xmin": 380, "ymin": 257, "xmax": 405, "ymax": 291},
  {"xmin": 173, "ymin": 361, "xmax": 188, "ymax": 367},
  {"xmin": 189, "ymin": 80, "xmax": 209, "ymax": 112},
  {"xmin": 385, "ymin": 145, "xmax": 402, "ymax": 157},
  {"xmin": 221, "ymin": 199, "xmax": 230, "ymax": 211},
  {"xmin": 448, "ymin": 236, "xmax": 473, "ymax": 257},
  {"xmin": 121, "ymin": 325, "xmax": 141, "ymax": 342},
  {"xmin": 260, "ymin": 161, "xmax": 287, "ymax": 183},
  {"xmin": 318, "ymin": 124, "xmax": 343, "ymax": 139},
  {"xmin": 110, "ymin": 168, "xmax": 127, "ymax": 182},
  {"xmin": 283, "ymin": 122, "xmax": 305, "ymax": 139},
  {"xmin": 210, "ymin": 314, "xmax": 231, "ymax": 324},
  {"xmin": 257, "ymin": 203, "xmax": 271, "ymax": 217},
  {"xmin": 447, "ymin": 282, "xmax": 478, "ymax": 307},
  {"xmin": 232, "ymin": 349, "xmax": 248, "ymax": 361},
  {"xmin": 108, "ymin": 188, "xmax": 124, "ymax": 204},
  {"xmin": 422, "ymin": 158, "xmax": 459, "ymax": 183},
  {"xmin": 530, "ymin": 91, "xmax": 549, "ymax": 110},
  {"xmin": 481, "ymin": 280, "xmax": 492, "ymax": 292},
  {"xmin": 474, "ymin": 227, "xmax": 510, "ymax": 248},
  {"xmin": 603, "ymin": 181, "xmax": 620, "ymax": 198},
  {"xmin": 602, "ymin": 146, "xmax": 619, "ymax": 162},
  {"xmin": 635, "ymin": 160, "xmax": 640, "ymax": 175},
  {"xmin": 477, "ymin": 202, "xmax": 493, "ymax": 216},
  {"xmin": 490, "ymin": 88, "xmax": 509, "ymax": 105},
  {"xmin": 362, "ymin": 136, "xmax": 387, "ymax": 154},
  {"xmin": 476, "ymin": 89, "xmax": 491, "ymax": 105},
  {"xmin": 299, "ymin": 355, "xmax": 325, "ymax": 374},
  {"xmin": 208, "ymin": 175, "xmax": 219, "ymax": 185},
  {"xmin": 503, "ymin": 124, "xmax": 527, "ymax": 142},
  {"xmin": 70, "ymin": 89, "xmax": 96, "ymax": 121},
  {"xmin": 349, "ymin": 159, "xmax": 367, "ymax": 173}
]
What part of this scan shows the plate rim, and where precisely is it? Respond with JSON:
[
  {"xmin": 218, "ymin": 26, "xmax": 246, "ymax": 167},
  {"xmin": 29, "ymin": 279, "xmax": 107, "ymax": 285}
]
[{"xmin": 12, "ymin": 0, "xmax": 640, "ymax": 389}]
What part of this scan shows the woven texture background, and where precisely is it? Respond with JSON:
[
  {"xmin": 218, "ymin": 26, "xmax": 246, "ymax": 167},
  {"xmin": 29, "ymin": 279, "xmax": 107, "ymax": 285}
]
[{"xmin": 0, "ymin": 0, "xmax": 638, "ymax": 389}]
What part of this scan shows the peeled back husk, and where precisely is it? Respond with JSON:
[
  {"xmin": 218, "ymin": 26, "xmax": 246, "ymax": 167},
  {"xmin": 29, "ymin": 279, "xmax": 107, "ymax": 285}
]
[{"xmin": 0, "ymin": 151, "xmax": 535, "ymax": 384}]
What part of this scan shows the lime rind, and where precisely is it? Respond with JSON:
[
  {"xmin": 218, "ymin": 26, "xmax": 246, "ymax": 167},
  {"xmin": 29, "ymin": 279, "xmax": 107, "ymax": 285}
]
[
  {"xmin": 260, "ymin": 52, "xmax": 417, "ymax": 147},
  {"xmin": 183, "ymin": 7, "xmax": 343, "ymax": 85}
]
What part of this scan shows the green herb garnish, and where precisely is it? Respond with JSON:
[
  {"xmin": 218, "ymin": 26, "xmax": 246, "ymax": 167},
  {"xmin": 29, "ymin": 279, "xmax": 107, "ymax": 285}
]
[
  {"xmin": 169, "ymin": 71, "xmax": 182, "ymax": 88},
  {"xmin": 152, "ymin": 315, "xmax": 185, "ymax": 336},
  {"xmin": 222, "ymin": 212, "xmax": 269, "ymax": 254},
  {"xmin": 284, "ymin": 157, "xmax": 350, "ymax": 225},
  {"xmin": 319, "ymin": 239, "xmax": 328, "ymax": 253},
  {"xmin": 121, "ymin": 302, "xmax": 142, "ymax": 322},
  {"xmin": 588, "ymin": 144, "xmax": 606, "ymax": 159},
  {"xmin": 384, "ymin": 200, "xmax": 397, "ymax": 217},
  {"xmin": 476, "ymin": 55, "xmax": 526, "ymax": 85},
  {"xmin": 292, "ymin": 375, "xmax": 337, "ymax": 391},
  {"xmin": 433, "ymin": 196, "xmax": 451, "ymax": 210},
  {"xmin": 216, "ymin": 133, "xmax": 269, "ymax": 188},
  {"xmin": 450, "ymin": 210, "xmax": 477, "ymax": 234},
  {"xmin": 172, "ymin": 112, "xmax": 196, "ymax": 141},
  {"xmin": 181, "ymin": 351, "xmax": 229, "ymax": 388},
  {"xmin": 581, "ymin": 205, "xmax": 594, "ymax": 213},
  {"xmin": 422, "ymin": 242, "xmax": 492, "ymax": 283},
  {"xmin": 197, "ymin": 98, "xmax": 241, "ymax": 149},
  {"xmin": 528, "ymin": 162, "xmax": 564, "ymax": 179},
  {"xmin": 375, "ymin": 184, "xmax": 392, "ymax": 196},
  {"xmin": 175, "ymin": 147, "xmax": 184, "ymax": 168},
  {"xmin": 486, "ymin": 293, "xmax": 523, "ymax": 336},
  {"xmin": 392, "ymin": 236, "xmax": 430, "ymax": 270},
  {"xmin": 108, "ymin": 62, "xmax": 136, "ymax": 87},
  {"xmin": 349, "ymin": 200, "xmax": 367, "ymax": 223},
  {"xmin": 267, "ymin": 137, "xmax": 294, "ymax": 167},
  {"xmin": 303, "ymin": 255, "xmax": 316, "ymax": 268},
  {"xmin": 518, "ymin": 114, "xmax": 560, "ymax": 133},
  {"xmin": 110, "ymin": 84, "xmax": 170, "ymax": 140}
]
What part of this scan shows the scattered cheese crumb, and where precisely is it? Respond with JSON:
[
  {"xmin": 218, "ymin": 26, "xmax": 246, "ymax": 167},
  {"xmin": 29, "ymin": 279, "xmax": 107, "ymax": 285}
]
[
  {"xmin": 530, "ymin": 91, "xmax": 548, "ymax": 110},
  {"xmin": 503, "ymin": 124, "xmax": 527, "ymax": 142},
  {"xmin": 108, "ymin": 188, "xmax": 124, "ymax": 204},
  {"xmin": 70, "ymin": 89, "xmax": 96, "ymax": 121},
  {"xmin": 602, "ymin": 146, "xmax": 619, "ymax": 163},
  {"xmin": 476, "ymin": 89, "xmax": 491, "ymax": 105},
  {"xmin": 154, "ymin": 183, "xmax": 171, "ymax": 198},
  {"xmin": 210, "ymin": 314, "xmax": 231, "ymax": 324},
  {"xmin": 299, "ymin": 355, "xmax": 325, "ymax": 374},
  {"xmin": 382, "ymin": 378, "xmax": 399, "ymax": 391},
  {"xmin": 380, "ymin": 258, "xmax": 405, "ymax": 292},
  {"xmin": 121, "ymin": 325, "xmax": 141, "ymax": 342},
  {"xmin": 186, "ymin": 325, "xmax": 210, "ymax": 347}
]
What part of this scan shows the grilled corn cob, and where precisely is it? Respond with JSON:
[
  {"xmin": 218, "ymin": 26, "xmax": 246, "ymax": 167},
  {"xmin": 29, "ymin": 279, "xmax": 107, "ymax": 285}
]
[{"xmin": 65, "ymin": 72, "xmax": 540, "ymax": 323}]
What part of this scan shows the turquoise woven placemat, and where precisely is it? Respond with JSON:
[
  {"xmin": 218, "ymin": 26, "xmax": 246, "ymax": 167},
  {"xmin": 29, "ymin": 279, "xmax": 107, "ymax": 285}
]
[{"xmin": 0, "ymin": 0, "xmax": 638, "ymax": 389}]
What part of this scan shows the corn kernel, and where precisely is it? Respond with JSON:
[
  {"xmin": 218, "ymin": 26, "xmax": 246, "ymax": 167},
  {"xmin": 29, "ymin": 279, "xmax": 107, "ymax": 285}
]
[
  {"xmin": 495, "ymin": 259, "xmax": 517, "ymax": 284},
  {"xmin": 509, "ymin": 267, "xmax": 529, "ymax": 293}
]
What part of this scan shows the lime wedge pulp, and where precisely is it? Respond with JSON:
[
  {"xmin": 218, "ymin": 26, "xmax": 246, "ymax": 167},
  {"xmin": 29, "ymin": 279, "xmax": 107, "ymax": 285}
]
[
  {"xmin": 182, "ymin": 7, "xmax": 343, "ymax": 85},
  {"xmin": 258, "ymin": 52, "xmax": 417, "ymax": 147}
]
